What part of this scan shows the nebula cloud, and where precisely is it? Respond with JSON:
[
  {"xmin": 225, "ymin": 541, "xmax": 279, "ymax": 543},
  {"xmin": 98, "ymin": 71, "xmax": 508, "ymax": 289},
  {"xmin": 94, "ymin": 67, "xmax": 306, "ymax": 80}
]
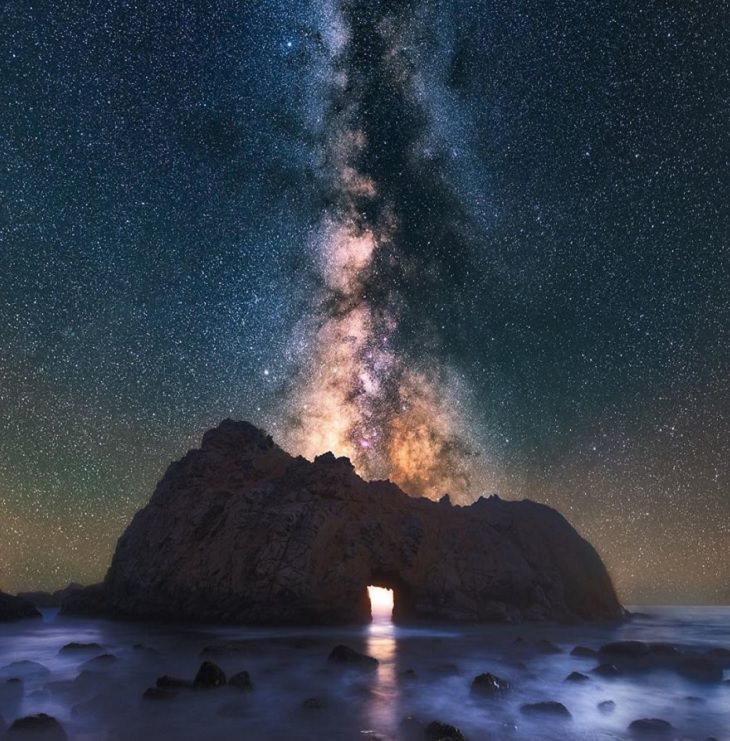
[{"xmin": 279, "ymin": 0, "xmax": 494, "ymax": 501}]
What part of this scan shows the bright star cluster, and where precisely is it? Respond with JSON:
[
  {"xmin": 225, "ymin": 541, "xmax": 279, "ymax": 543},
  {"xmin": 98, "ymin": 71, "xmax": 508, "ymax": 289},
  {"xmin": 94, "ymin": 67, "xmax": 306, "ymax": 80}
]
[{"xmin": 0, "ymin": 0, "xmax": 727, "ymax": 604}]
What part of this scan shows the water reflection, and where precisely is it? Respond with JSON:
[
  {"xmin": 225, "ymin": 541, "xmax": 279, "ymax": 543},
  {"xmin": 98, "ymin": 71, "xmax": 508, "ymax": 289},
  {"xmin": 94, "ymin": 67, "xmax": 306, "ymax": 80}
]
[{"xmin": 364, "ymin": 610, "xmax": 399, "ymax": 737}]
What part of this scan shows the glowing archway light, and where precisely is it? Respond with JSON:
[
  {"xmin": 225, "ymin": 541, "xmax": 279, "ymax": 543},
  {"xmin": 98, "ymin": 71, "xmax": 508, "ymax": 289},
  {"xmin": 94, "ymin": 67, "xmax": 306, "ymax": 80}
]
[{"xmin": 367, "ymin": 585, "xmax": 394, "ymax": 621}]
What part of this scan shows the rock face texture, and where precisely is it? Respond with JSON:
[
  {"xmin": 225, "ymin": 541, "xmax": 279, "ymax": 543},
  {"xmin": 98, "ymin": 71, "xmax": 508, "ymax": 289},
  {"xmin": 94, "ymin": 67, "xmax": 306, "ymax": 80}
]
[
  {"xmin": 63, "ymin": 420, "xmax": 622, "ymax": 624},
  {"xmin": 0, "ymin": 592, "xmax": 41, "ymax": 621}
]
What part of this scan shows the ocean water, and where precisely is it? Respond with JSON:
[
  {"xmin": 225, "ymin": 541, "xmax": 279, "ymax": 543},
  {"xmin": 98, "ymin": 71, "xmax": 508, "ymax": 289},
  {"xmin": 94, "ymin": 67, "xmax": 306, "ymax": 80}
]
[{"xmin": 0, "ymin": 606, "xmax": 728, "ymax": 740}]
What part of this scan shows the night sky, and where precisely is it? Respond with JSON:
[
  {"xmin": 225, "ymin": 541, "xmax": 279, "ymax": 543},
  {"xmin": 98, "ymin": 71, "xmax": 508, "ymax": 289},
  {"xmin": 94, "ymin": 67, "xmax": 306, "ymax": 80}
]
[{"xmin": 1, "ymin": 0, "xmax": 728, "ymax": 604}]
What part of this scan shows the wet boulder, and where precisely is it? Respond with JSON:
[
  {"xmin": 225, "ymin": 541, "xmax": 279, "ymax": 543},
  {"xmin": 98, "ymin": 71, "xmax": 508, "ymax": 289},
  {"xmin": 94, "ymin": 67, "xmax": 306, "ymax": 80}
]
[
  {"xmin": 58, "ymin": 643, "xmax": 101, "ymax": 654},
  {"xmin": 327, "ymin": 645, "xmax": 378, "ymax": 669},
  {"xmin": 628, "ymin": 718, "xmax": 673, "ymax": 736},
  {"xmin": 592, "ymin": 663, "xmax": 621, "ymax": 677},
  {"xmin": 4, "ymin": 713, "xmax": 67, "ymax": 740},
  {"xmin": 229, "ymin": 671, "xmax": 253, "ymax": 691},
  {"xmin": 193, "ymin": 661, "xmax": 226, "ymax": 688},
  {"xmin": 521, "ymin": 701, "xmax": 571, "ymax": 718},
  {"xmin": 536, "ymin": 640, "xmax": 563, "ymax": 654},
  {"xmin": 471, "ymin": 672, "xmax": 510, "ymax": 695},
  {"xmin": 598, "ymin": 700, "xmax": 616, "ymax": 713},
  {"xmin": 142, "ymin": 687, "xmax": 177, "ymax": 701},
  {"xmin": 424, "ymin": 720, "xmax": 467, "ymax": 740},
  {"xmin": 599, "ymin": 641, "xmax": 650, "ymax": 659},
  {"xmin": 571, "ymin": 646, "xmax": 596, "ymax": 657},
  {"xmin": 0, "ymin": 663, "xmax": 48, "ymax": 680},
  {"xmin": 676, "ymin": 656, "xmax": 723, "ymax": 683},
  {"xmin": 565, "ymin": 671, "xmax": 590, "ymax": 682},
  {"xmin": 155, "ymin": 676, "xmax": 192, "ymax": 689}
]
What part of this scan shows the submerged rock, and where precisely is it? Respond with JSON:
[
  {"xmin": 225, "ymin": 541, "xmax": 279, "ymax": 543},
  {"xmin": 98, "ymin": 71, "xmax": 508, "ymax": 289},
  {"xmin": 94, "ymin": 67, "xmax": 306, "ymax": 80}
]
[
  {"xmin": 424, "ymin": 720, "xmax": 467, "ymax": 741},
  {"xmin": 4, "ymin": 713, "xmax": 67, "ymax": 740},
  {"xmin": 565, "ymin": 671, "xmax": 590, "ymax": 682},
  {"xmin": 676, "ymin": 656, "xmax": 723, "ymax": 683},
  {"xmin": 62, "ymin": 420, "xmax": 623, "ymax": 625},
  {"xmin": 598, "ymin": 700, "xmax": 616, "ymax": 713},
  {"xmin": 571, "ymin": 646, "xmax": 597, "ymax": 657},
  {"xmin": 599, "ymin": 641, "xmax": 651, "ymax": 659},
  {"xmin": 520, "ymin": 701, "xmax": 571, "ymax": 718},
  {"xmin": 58, "ymin": 643, "xmax": 101, "ymax": 654},
  {"xmin": 0, "ymin": 594, "xmax": 40, "ymax": 622},
  {"xmin": 628, "ymin": 718, "xmax": 673, "ymax": 736},
  {"xmin": 471, "ymin": 672, "xmax": 510, "ymax": 695},
  {"xmin": 193, "ymin": 661, "xmax": 226, "ymax": 688},
  {"xmin": 327, "ymin": 645, "xmax": 378, "ymax": 669},
  {"xmin": 229, "ymin": 671, "xmax": 253, "ymax": 691}
]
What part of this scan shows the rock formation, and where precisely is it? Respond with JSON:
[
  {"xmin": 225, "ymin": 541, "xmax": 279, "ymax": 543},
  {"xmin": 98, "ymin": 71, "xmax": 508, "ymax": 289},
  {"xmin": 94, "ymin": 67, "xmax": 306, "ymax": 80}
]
[
  {"xmin": 0, "ymin": 592, "xmax": 41, "ymax": 622},
  {"xmin": 63, "ymin": 420, "xmax": 622, "ymax": 624}
]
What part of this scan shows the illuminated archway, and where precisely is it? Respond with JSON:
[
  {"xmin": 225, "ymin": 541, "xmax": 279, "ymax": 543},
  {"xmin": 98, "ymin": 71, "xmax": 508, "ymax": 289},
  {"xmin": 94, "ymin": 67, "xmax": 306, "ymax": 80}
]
[{"xmin": 367, "ymin": 585, "xmax": 394, "ymax": 622}]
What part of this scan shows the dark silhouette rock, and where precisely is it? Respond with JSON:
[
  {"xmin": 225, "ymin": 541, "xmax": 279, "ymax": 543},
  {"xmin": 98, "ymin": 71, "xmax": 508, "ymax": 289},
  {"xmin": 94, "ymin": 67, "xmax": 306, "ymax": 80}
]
[
  {"xmin": 0, "ymin": 662, "xmax": 48, "ymax": 680},
  {"xmin": 228, "ymin": 671, "xmax": 253, "ymax": 691},
  {"xmin": 79, "ymin": 654, "xmax": 117, "ymax": 671},
  {"xmin": 4, "ymin": 713, "xmax": 67, "ymax": 740},
  {"xmin": 0, "ymin": 593, "xmax": 40, "ymax": 622},
  {"xmin": 142, "ymin": 687, "xmax": 176, "ymax": 701},
  {"xmin": 676, "ymin": 656, "xmax": 723, "ymax": 683},
  {"xmin": 58, "ymin": 643, "xmax": 101, "ymax": 654},
  {"xmin": 599, "ymin": 641, "xmax": 650, "ymax": 659},
  {"xmin": 471, "ymin": 672, "xmax": 510, "ymax": 695},
  {"xmin": 565, "ymin": 671, "xmax": 590, "ymax": 682},
  {"xmin": 17, "ymin": 584, "xmax": 83, "ymax": 609},
  {"xmin": 649, "ymin": 643, "xmax": 681, "ymax": 657},
  {"xmin": 520, "ymin": 701, "xmax": 571, "ymax": 718},
  {"xmin": 628, "ymin": 718, "xmax": 673, "ymax": 736},
  {"xmin": 193, "ymin": 661, "xmax": 226, "ymax": 688},
  {"xmin": 536, "ymin": 639, "xmax": 563, "ymax": 654},
  {"xmin": 155, "ymin": 676, "xmax": 191, "ymax": 689},
  {"xmin": 598, "ymin": 700, "xmax": 616, "ymax": 713},
  {"xmin": 61, "ymin": 420, "xmax": 623, "ymax": 625},
  {"xmin": 592, "ymin": 663, "xmax": 621, "ymax": 677},
  {"xmin": 571, "ymin": 646, "xmax": 596, "ymax": 657},
  {"xmin": 327, "ymin": 645, "xmax": 378, "ymax": 669},
  {"xmin": 424, "ymin": 720, "xmax": 467, "ymax": 740}
]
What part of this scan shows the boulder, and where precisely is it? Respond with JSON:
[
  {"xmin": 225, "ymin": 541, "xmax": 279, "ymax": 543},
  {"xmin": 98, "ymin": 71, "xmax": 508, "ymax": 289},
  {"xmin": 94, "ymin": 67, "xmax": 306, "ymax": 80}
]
[
  {"xmin": 520, "ymin": 701, "xmax": 571, "ymax": 718},
  {"xmin": 471, "ymin": 672, "xmax": 510, "ymax": 695},
  {"xmin": 327, "ymin": 645, "xmax": 378, "ymax": 669},
  {"xmin": 0, "ymin": 594, "xmax": 40, "ymax": 622},
  {"xmin": 193, "ymin": 661, "xmax": 226, "ymax": 688},
  {"xmin": 424, "ymin": 721, "xmax": 467, "ymax": 740},
  {"xmin": 229, "ymin": 671, "xmax": 253, "ymax": 691},
  {"xmin": 592, "ymin": 663, "xmax": 621, "ymax": 677},
  {"xmin": 61, "ymin": 420, "xmax": 623, "ymax": 625},
  {"xmin": 4, "ymin": 713, "xmax": 67, "ymax": 740},
  {"xmin": 628, "ymin": 718, "xmax": 673, "ymax": 736},
  {"xmin": 675, "ymin": 656, "xmax": 723, "ymax": 683},
  {"xmin": 598, "ymin": 700, "xmax": 616, "ymax": 713},
  {"xmin": 565, "ymin": 671, "xmax": 589, "ymax": 682},
  {"xmin": 599, "ymin": 641, "xmax": 650, "ymax": 659},
  {"xmin": 58, "ymin": 643, "xmax": 101, "ymax": 654},
  {"xmin": 571, "ymin": 646, "xmax": 596, "ymax": 657}
]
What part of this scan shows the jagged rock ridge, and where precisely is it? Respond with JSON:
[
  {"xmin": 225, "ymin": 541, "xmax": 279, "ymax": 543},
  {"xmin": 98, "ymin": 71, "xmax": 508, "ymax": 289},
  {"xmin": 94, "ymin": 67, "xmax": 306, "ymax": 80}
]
[{"xmin": 64, "ymin": 420, "xmax": 622, "ymax": 624}]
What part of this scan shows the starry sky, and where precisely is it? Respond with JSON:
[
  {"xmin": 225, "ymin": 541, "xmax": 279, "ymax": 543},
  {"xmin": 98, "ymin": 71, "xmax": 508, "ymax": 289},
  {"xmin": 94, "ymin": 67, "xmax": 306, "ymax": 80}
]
[{"xmin": 1, "ymin": 0, "xmax": 728, "ymax": 604}]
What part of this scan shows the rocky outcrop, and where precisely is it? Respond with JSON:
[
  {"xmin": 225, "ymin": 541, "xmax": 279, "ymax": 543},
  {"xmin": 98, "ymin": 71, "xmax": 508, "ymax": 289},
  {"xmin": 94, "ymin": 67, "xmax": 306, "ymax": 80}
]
[
  {"xmin": 63, "ymin": 420, "xmax": 622, "ymax": 624},
  {"xmin": 0, "ymin": 593, "xmax": 41, "ymax": 622},
  {"xmin": 17, "ymin": 583, "xmax": 83, "ymax": 608}
]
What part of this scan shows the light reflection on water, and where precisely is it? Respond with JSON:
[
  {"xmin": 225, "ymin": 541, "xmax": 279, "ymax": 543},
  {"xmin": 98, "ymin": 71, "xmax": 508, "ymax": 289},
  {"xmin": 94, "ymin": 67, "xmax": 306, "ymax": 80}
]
[{"xmin": 0, "ymin": 606, "xmax": 727, "ymax": 740}]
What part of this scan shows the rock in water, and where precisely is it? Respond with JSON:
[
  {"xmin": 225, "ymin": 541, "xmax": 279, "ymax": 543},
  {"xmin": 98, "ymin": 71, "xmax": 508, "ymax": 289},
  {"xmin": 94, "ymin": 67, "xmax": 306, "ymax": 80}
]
[
  {"xmin": 193, "ymin": 661, "xmax": 226, "ymax": 688},
  {"xmin": 327, "ymin": 645, "xmax": 378, "ymax": 669},
  {"xmin": 0, "ymin": 593, "xmax": 41, "ymax": 622},
  {"xmin": 5, "ymin": 713, "xmax": 67, "ymax": 739},
  {"xmin": 62, "ymin": 420, "xmax": 623, "ymax": 625}
]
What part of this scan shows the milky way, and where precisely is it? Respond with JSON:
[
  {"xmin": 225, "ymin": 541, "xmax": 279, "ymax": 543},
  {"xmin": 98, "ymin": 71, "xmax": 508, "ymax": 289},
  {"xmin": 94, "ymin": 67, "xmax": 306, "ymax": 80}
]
[{"xmin": 281, "ymin": 0, "xmax": 493, "ymax": 500}]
